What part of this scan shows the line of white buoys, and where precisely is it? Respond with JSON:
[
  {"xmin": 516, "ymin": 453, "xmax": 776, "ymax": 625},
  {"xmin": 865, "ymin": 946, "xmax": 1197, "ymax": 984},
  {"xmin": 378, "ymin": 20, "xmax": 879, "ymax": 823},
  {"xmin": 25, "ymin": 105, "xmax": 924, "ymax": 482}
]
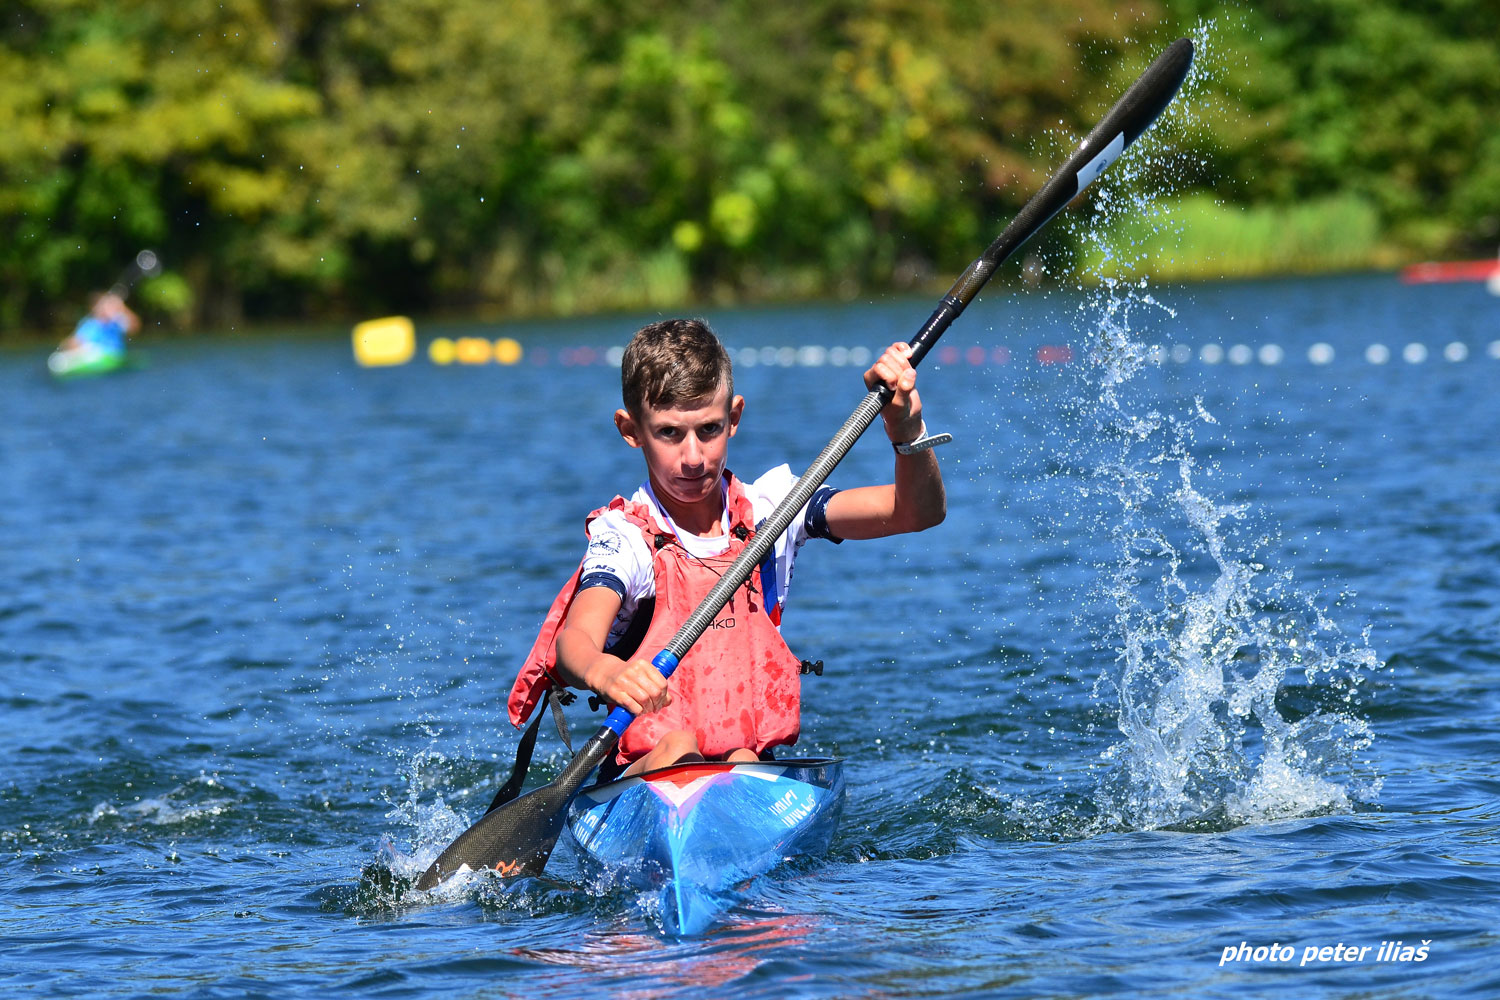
[
  {"xmin": 425, "ymin": 339, "xmax": 1500, "ymax": 367},
  {"xmin": 738, "ymin": 344, "xmax": 873, "ymax": 369}
]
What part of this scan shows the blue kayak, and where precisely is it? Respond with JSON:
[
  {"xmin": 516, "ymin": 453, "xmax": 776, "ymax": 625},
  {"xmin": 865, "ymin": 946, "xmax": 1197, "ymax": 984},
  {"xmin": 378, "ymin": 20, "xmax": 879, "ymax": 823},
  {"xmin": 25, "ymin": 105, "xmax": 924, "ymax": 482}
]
[{"xmin": 567, "ymin": 757, "xmax": 845, "ymax": 934}]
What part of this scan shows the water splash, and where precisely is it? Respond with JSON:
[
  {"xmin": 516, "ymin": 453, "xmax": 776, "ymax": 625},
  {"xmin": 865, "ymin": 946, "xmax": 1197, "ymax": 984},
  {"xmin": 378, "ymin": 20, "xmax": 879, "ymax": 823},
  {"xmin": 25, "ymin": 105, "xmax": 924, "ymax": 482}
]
[
  {"xmin": 87, "ymin": 772, "xmax": 239, "ymax": 829},
  {"xmin": 380, "ymin": 746, "xmax": 475, "ymax": 877},
  {"xmin": 1086, "ymin": 412, "xmax": 1381, "ymax": 830},
  {"xmin": 1050, "ymin": 25, "xmax": 1382, "ymax": 833},
  {"xmin": 319, "ymin": 747, "xmax": 491, "ymax": 913}
]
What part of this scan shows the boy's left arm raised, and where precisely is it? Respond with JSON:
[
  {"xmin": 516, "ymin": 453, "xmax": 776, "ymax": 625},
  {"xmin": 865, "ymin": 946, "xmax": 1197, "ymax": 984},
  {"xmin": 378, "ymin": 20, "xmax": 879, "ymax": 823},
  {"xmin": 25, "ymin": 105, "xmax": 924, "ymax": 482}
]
[{"xmin": 823, "ymin": 342, "xmax": 947, "ymax": 540}]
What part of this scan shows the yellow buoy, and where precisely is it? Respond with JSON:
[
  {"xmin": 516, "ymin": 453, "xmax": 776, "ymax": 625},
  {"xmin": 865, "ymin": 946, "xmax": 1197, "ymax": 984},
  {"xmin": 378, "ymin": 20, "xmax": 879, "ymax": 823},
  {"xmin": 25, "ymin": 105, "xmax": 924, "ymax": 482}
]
[
  {"xmin": 493, "ymin": 337, "xmax": 523, "ymax": 365},
  {"xmin": 455, "ymin": 337, "xmax": 493, "ymax": 364},
  {"xmin": 352, "ymin": 316, "xmax": 415, "ymax": 367},
  {"xmin": 428, "ymin": 337, "xmax": 456, "ymax": 365}
]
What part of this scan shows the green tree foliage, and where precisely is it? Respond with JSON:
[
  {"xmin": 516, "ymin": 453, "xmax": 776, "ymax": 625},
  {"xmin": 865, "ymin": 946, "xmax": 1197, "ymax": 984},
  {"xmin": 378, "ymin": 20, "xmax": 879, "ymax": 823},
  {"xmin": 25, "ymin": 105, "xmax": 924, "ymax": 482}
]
[
  {"xmin": 2, "ymin": 0, "xmax": 1496, "ymax": 335},
  {"xmin": 1166, "ymin": 0, "xmax": 1500, "ymax": 255},
  {"xmin": 1, "ymin": 0, "xmax": 322, "ymax": 328}
]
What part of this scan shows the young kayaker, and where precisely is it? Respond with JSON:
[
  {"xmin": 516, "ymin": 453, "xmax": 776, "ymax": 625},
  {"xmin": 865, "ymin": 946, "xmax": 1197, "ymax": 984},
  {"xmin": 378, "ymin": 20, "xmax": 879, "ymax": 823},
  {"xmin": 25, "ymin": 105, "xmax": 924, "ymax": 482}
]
[
  {"xmin": 508, "ymin": 318, "xmax": 946, "ymax": 779},
  {"xmin": 56, "ymin": 291, "xmax": 140, "ymax": 356}
]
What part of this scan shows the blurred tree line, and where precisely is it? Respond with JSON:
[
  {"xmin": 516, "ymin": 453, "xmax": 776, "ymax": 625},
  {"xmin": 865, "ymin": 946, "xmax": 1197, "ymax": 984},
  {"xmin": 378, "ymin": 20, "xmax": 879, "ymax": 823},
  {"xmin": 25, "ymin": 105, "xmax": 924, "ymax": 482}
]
[{"xmin": 2, "ymin": 0, "xmax": 1496, "ymax": 334}]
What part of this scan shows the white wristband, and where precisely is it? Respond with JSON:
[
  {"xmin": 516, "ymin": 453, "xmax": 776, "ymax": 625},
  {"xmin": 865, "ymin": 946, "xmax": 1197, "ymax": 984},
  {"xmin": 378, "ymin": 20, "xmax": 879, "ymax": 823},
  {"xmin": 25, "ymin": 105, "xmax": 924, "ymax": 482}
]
[{"xmin": 892, "ymin": 421, "xmax": 953, "ymax": 455}]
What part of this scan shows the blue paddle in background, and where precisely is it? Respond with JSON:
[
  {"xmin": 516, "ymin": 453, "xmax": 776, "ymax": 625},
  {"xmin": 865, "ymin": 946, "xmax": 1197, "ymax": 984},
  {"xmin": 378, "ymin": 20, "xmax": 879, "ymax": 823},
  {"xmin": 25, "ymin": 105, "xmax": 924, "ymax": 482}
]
[{"xmin": 416, "ymin": 36, "xmax": 1195, "ymax": 891}]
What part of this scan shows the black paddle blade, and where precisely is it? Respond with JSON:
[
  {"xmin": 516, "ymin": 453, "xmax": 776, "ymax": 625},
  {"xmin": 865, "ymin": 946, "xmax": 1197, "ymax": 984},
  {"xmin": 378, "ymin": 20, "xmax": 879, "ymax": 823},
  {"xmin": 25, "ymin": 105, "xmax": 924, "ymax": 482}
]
[
  {"xmin": 413, "ymin": 778, "xmax": 569, "ymax": 889},
  {"xmin": 414, "ymin": 726, "xmax": 619, "ymax": 891}
]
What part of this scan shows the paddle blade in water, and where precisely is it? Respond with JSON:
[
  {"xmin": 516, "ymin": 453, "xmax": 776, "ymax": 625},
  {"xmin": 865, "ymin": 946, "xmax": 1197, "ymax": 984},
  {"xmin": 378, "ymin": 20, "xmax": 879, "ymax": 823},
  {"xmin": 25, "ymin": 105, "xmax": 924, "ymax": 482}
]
[
  {"xmin": 414, "ymin": 780, "xmax": 570, "ymax": 889},
  {"xmin": 415, "ymin": 727, "xmax": 618, "ymax": 890}
]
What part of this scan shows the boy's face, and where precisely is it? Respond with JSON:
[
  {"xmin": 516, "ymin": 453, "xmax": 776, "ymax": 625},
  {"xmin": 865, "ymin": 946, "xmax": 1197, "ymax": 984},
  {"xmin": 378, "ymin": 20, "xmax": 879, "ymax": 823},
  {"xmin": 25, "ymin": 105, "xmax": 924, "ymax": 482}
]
[{"xmin": 615, "ymin": 382, "xmax": 743, "ymax": 510}]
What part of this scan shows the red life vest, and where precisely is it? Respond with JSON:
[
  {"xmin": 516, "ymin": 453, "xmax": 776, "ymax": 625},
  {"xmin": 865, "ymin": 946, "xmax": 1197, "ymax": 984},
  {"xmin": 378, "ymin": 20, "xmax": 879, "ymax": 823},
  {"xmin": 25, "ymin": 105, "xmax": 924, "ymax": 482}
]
[{"xmin": 507, "ymin": 472, "xmax": 802, "ymax": 763}]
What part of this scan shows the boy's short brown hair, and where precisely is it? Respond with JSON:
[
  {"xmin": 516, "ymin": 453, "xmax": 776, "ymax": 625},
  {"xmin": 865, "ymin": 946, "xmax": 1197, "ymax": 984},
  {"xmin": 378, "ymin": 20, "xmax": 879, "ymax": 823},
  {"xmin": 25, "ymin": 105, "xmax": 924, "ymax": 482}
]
[{"xmin": 620, "ymin": 318, "xmax": 734, "ymax": 417}]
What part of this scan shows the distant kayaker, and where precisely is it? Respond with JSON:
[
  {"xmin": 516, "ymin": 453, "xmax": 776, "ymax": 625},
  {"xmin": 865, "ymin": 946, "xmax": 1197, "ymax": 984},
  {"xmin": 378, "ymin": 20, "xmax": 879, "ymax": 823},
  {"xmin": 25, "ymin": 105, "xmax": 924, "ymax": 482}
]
[
  {"xmin": 56, "ymin": 291, "xmax": 140, "ymax": 356},
  {"xmin": 510, "ymin": 318, "xmax": 946, "ymax": 780}
]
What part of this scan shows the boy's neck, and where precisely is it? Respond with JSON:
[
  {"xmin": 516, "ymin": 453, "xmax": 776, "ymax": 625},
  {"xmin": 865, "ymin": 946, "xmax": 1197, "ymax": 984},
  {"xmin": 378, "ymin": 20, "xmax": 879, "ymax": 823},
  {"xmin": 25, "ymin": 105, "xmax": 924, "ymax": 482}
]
[{"xmin": 647, "ymin": 474, "xmax": 726, "ymax": 538}]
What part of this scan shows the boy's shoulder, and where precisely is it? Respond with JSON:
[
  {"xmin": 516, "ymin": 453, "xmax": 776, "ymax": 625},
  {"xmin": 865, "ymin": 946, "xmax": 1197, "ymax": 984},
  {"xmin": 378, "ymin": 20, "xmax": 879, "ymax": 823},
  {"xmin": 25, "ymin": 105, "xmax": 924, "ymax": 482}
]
[{"xmin": 587, "ymin": 490, "xmax": 657, "ymax": 533}]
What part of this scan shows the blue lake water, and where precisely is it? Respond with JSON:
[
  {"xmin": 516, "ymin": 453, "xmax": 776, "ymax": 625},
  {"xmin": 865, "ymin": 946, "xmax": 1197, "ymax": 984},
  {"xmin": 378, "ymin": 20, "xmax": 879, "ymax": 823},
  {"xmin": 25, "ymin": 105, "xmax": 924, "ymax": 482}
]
[{"xmin": 3, "ymin": 272, "xmax": 1498, "ymax": 997}]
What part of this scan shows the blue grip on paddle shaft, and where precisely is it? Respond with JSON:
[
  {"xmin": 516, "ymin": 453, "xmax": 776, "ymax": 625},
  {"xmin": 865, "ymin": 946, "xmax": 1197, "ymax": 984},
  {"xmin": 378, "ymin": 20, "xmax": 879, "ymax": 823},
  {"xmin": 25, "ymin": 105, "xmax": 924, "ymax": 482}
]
[
  {"xmin": 652, "ymin": 649, "xmax": 680, "ymax": 679},
  {"xmin": 604, "ymin": 706, "xmax": 632, "ymax": 736},
  {"xmin": 603, "ymin": 649, "xmax": 681, "ymax": 736}
]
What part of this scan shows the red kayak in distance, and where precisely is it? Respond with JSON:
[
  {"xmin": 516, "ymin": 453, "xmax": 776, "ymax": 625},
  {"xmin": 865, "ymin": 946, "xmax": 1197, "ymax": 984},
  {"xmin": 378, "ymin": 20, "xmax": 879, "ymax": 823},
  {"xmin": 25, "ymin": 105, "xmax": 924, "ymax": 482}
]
[{"xmin": 1399, "ymin": 258, "xmax": 1500, "ymax": 284}]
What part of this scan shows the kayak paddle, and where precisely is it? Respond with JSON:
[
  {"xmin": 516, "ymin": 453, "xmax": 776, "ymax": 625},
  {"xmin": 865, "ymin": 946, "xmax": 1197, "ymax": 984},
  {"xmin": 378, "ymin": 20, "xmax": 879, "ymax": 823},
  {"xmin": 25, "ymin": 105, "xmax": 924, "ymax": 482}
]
[
  {"xmin": 109, "ymin": 250, "xmax": 162, "ymax": 300},
  {"xmin": 415, "ymin": 36, "xmax": 1194, "ymax": 891}
]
